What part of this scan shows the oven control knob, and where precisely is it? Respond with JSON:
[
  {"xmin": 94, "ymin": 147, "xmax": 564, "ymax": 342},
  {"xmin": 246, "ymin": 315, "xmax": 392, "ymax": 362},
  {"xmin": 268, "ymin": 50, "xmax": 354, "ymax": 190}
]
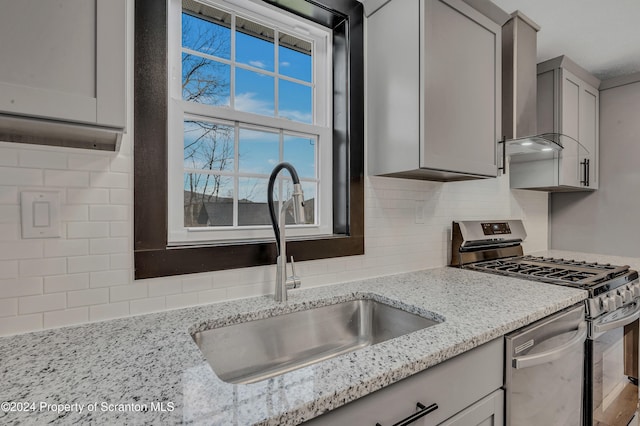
[
  {"xmin": 633, "ymin": 284, "xmax": 640, "ymax": 298},
  {"xmin": 606, "ymin": 295, "xmax": 618, "ymax": 311},
  {"xmin": 613, "ymin": 293, "xmax": 624, "ymax": 308},
  {"xmin": 620, "ymin": 289, "xmax": 633, "ymax": 304}
]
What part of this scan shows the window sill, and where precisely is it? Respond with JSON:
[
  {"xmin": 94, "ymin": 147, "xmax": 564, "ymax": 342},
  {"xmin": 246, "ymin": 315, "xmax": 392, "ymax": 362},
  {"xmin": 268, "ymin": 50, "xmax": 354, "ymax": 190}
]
[{"xmin": 134, "ymin": 234, "xmax": 364, "ymax": 279}]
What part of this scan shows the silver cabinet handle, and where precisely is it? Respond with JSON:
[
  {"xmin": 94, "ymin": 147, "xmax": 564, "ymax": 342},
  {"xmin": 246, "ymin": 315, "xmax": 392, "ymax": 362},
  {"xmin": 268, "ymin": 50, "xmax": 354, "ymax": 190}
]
[
  {"xmin": 593, "ymin": 301, "xmax": 640, "ymax": 334},
  {"xmin": 513, "ymin": 322, "xmax": 587, "ymax": 369}
]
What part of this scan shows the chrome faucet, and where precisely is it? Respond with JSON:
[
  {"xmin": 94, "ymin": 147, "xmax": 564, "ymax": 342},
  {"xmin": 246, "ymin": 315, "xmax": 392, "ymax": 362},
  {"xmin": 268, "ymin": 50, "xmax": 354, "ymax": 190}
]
[{"xmin": 267, "ymin": 162, "xmax": 306, "ymax": 302}]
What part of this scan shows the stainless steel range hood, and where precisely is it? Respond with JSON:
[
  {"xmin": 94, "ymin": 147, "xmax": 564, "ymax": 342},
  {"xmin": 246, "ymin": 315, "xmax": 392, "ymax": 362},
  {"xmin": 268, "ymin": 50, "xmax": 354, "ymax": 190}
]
[{"xmin": 501, "ymin": 11, "xmax": 564, "ymax": 156}]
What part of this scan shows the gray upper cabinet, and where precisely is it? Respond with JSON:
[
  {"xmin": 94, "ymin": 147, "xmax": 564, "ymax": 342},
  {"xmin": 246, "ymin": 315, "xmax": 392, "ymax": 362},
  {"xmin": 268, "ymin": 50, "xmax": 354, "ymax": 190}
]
[
  {"xmin": 511, "ymin": 56, "xmax": 600, "ymax": 191},
  {"xmin": 0, "ymin": 0, "xmax": 126, "ymax": 151},
  {"xmin": 367, "ymin": 0, "xmax": 501, "ymax": 181}
]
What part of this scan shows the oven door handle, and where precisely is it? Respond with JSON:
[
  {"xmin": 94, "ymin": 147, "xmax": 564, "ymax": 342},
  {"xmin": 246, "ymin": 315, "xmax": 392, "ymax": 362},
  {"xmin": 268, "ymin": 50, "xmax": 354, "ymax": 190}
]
[
  {"xmin": 592, "ymin": 301, "xmax": 640, "ymax": 335},
  {"xmin": 513, "ymin": 322, "xmax": 587, "ymax": 370}
]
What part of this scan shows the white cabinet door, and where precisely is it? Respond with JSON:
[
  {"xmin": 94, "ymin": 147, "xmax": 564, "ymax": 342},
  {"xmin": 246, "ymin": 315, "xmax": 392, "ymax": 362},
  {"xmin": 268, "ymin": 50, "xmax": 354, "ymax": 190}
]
[
  {"xmin": 439, "ymin": 390, "xmax": 504, "ymax": 426},
  {"xmin": 0, "ymin": 0, "xmax": 126, "ymax": 129}
]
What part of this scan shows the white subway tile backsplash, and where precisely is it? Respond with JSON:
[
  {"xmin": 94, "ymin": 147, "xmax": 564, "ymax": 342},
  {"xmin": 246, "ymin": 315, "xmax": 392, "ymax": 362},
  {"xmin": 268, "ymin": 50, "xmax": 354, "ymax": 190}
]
[
  {"xmin": 90, "ymin": 172, "xmax": 129, "ymax": 189},
  {"xmin": 68, "ymin": 154, "xmax": 110, "ymax": 171},
  {"xmin": 0, "ymin": 313, "xmax": 42, "ymax": 336},
  {"xmin": 165, "ymin": 292, "xmax": 199, "ymax": 310},
  {"xmin": 44, "ymin": 274, "xmax": 89, "ymax": 293},
  {"xmin": 44, "ymin": 170, "xmax": 89, "ymax": 187},
  {"xmin": 61, "ymin": 205, "xmax": 89, "ymax": 222},
  {"xmin": 109, "ymin": 253, "xmax": 132, "ymax": 270},
  {"xmin": 148, "ymin": 279, "xmax": 182, "ymax": 297},
  {"xmin": 67, "ymin": 188, "xmax": 110, "ymax": 205},
  {"xmin": 0, "ymin": 167, "xmax": 43, "ymax": 186},
  {"xmin": 44, "ymin": 307, "xmax": 89, "ymax": 329},
  {"xmin": 0, "ymin": 206, "xmax": 19, "ymax": 224},
  {"xmin": 89, "ymin": 205, "xmax": 128, "ymax": 221},
  {"xmin": 0, "ymin": 241, "xmax": 43, "ymax": 260},
  {"xmin": 90, "ymin": 269, "xmax": 130, "ymax": 288},
  {"xmin": 67, "ymin": 255, "xmax": 110, "ymax": 274},
  {"xmin": 198, "ymin": 288, "xmax": 226, "ymax": 304},
  {"xmin": 44, "ymin": 240, "xmax": 89, "ymax": 258},
  {"xmin": 20, "ymin": 150, "xmax": 67, "ymax": 169},
  {"xmin": 109, "ymin": 222, "xmax": 131, "ymax": 238},
  {"xmin": 0, "ymin": 140, "xmax": 550, "ymax": 336},
  {"xmin": 89, "ymin": 302, "xmax": 129, "ymax": 322},
  {"xmin": 89, "ymin": 238, "xmax": 128, "ymax": 255},
  {"xmin": 109, "ymin": 156, "xmax": 131, "ymax": 173},
  {"xmin": 0, "ymin": 260, "xmax": 19, "ymax": 279},
  {"xmin": 110, "ymin": 282, "xmax": 148, "ymax": 302},
  {"xmin": 67, "ymin": 222, "xmax": 110, "ymax": 239},
  {"xmin": 0, "ymin": 187, "xmax": 18, "ymax": 204},
  {"xmin": 130, "ymin": 296, "xmax": 166, "ymax": 315},
  {"xmin": 109, "ymin": 189, "xmax": 131, "ymax": 205},
  {"xmin": 18, "ymin": 293, "xmax": 66, "ymax": 314},
  {"xmin": 0, "ymin": 147, "xmax": 19, "ymax": 166},
  {"xmin": 0, "ymin": 298, "xmax": 18, "ymax": 317},
  {"xmin": 19, "ymin": 258, "xmax": 66, "ymax": 277},
  {"xmin": 182, "ymin": 276, "xmax": 212, "ymax": 293},
  {"xmin": 67, "ymin": 288, "xmax": 109, "ymax": 307}
]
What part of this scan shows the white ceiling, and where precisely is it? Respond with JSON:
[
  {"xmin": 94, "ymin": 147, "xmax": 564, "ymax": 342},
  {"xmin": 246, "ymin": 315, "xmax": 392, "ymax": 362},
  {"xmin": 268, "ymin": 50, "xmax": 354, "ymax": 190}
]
[{"xmin": 490, "ymin": 0, "xmax": 640, "ymax": 81}]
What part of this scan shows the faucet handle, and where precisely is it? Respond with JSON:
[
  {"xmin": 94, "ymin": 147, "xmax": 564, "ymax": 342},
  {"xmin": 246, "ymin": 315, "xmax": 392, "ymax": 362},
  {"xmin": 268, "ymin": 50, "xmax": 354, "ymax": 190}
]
[{"xmin": 286, "ymin": 256, "xmax": 302, "ymax": 289}]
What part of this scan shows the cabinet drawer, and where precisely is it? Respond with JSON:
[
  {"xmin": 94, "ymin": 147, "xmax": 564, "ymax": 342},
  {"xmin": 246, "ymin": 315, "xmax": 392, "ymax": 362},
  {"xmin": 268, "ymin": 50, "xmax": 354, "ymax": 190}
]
[{"xmin": 305, "ymin": 338, "xmax": 503, "ymax": 425}]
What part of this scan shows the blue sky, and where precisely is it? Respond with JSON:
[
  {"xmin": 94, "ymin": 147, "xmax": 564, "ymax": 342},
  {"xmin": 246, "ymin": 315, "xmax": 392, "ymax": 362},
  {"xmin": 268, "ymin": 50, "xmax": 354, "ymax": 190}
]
[{"xmin": 181, "ymin": 11, "xmax": 317, "ymax": 208}]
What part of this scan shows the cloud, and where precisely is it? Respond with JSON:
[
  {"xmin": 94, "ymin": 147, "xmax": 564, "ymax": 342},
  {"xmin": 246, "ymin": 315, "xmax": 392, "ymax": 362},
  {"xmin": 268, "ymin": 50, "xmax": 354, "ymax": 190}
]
[
  {"xmin": 279, "ymin": 109, "xmax": 312, "ymax": 124},
  {"xmin": 280, "ymin": 61, "xmax": 291, "ymax": 67},
  {"xmin": 235, "ymin": 92, "xmax": 274, "ymax": 116},
  {"xmin": 249, "ymin": 60, "xmax": 266, "ymax": 69}
]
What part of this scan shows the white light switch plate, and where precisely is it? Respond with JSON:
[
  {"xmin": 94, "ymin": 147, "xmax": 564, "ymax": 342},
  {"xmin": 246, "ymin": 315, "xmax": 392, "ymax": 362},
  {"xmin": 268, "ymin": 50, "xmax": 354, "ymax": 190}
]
[{"xmin": 21, "ymin": 191, "xmax": 61, "ymax": 239}]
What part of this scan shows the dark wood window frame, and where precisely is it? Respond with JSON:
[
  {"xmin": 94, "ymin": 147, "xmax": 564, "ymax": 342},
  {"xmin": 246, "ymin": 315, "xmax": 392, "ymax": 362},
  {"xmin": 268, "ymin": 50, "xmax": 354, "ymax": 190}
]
[{"xmin": 134, "ymin": 0, "xmax": 364, "ymax": 279}]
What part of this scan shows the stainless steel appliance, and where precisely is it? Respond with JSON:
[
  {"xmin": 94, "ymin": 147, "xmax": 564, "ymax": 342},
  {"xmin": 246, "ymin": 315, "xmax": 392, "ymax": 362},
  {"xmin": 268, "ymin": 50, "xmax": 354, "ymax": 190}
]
[
  {"xmin": 451, "ymin": 220, "xmax": 640, "ymax": 426},
  {"xmin": 505, "ymin": 304, "xmax": 586, "ymax": 425}
]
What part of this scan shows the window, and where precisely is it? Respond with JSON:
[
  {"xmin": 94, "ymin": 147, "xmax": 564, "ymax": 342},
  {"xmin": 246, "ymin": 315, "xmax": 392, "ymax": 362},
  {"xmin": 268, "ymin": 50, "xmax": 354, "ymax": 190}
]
[
  {"xmin": 168, "ymin": 0, "xmax": 332, "ymax": 243},
  {"xmin": 134, "ymin": 0, "xmax": 364, "ymax": 279}
]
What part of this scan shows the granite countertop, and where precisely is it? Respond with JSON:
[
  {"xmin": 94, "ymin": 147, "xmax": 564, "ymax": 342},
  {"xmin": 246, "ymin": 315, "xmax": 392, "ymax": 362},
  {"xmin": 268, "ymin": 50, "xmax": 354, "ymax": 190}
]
[{"xmin": 0, "ymin": 266, "xmax": 586, "ymax": 425}]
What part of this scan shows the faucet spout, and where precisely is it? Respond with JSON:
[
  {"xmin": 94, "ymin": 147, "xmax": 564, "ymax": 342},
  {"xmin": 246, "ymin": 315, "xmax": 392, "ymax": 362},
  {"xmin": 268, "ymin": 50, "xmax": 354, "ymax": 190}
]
[{"xmin": 267, "ymin": 162, "xmax": 306, "ymax": 302}]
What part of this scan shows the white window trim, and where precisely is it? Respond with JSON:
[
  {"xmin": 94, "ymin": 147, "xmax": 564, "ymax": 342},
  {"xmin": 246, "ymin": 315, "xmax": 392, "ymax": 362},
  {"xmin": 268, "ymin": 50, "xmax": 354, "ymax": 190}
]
[{"xmin": 167, "ymin": 0, "xmax": 333, "ymax": 245}]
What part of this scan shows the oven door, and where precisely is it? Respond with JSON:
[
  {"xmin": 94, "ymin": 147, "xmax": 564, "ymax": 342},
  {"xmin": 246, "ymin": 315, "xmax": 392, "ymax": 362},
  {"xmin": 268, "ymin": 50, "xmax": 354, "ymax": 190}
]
[{"xmin": 588, "ymin": 301, "xmax": 640, "ymax": 425}]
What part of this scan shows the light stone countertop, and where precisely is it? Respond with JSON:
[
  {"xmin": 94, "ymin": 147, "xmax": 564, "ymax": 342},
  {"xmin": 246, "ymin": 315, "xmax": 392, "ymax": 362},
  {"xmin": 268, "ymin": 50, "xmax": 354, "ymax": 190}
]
[{"xmin": 0, "ymin": 266, "xmax": 587, "ymax": 425}]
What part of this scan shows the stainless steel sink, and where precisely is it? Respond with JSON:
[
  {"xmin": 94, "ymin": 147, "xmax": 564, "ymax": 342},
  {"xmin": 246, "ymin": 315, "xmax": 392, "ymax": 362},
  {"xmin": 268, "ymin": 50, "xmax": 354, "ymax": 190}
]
[{"xmin": 192, "ymin": 299, "xmax": 441, "ymax": 384}]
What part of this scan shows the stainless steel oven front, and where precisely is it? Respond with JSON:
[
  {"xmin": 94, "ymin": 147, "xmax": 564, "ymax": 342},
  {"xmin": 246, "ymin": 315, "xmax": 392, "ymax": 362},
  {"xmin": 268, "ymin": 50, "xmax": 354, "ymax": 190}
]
[{"xmin": 586, "ymin": 301, "xmax": 640, "ymax": 425}]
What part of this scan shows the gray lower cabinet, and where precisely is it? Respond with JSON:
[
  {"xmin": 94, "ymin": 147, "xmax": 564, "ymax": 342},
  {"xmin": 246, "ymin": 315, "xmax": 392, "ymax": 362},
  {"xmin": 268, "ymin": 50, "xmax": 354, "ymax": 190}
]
[
  {"xmin": 304, "ymin": 338, "xmax": 504, "ymax": 425},
  {"xmin": 367, "ymin": 0, "xmax": 501, "ymax": 182},
  {"xmin": 0, "ymin": 0, "xmax": 126, "ymax": 150}
]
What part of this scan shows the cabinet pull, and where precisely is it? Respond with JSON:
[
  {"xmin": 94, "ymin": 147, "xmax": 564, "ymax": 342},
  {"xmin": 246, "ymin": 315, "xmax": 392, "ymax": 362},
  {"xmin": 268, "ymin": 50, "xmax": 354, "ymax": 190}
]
[
  {"xmin": 375, "ymin": 402, "xmax": 438, "ymax": 426},
  {"xmin": 580, "ymin": 158, "xmax": 590, "ymax": 186},
  {"xmin": 498, "ymin": 137, "xmax": 506, "ymax": 174}
]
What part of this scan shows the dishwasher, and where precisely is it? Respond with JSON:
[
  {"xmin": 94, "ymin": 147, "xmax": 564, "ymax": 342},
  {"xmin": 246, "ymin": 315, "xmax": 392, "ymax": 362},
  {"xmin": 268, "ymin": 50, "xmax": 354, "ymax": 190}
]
[{"xmin": 505, "ymin": 303, "xmax": 587, "ymax": 425}]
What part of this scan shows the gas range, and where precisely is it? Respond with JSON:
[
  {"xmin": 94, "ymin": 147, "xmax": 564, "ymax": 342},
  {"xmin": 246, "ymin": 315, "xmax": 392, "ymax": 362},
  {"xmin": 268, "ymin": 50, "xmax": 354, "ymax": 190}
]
[{"xmin": 450, "ymin": 220, "xmax": 639, "ymax": 320}]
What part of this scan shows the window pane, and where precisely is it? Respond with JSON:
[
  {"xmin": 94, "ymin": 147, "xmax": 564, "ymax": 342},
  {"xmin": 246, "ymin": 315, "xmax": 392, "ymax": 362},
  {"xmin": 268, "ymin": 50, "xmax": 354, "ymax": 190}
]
[
  {"xmin": 184, "ymin": 173, "xmax": 234, "ymax": 227},
  {"xmin": 238, "ymin": 128, "xmax": 279, "ymax": 174},
  {"xmin": 184, "ymin": 121, "xmax": 235, "ymax": 172},
  {"xmin": 283, "ymin": 135, "xmax": 315, "ymax": 178},
  {"xmin": 235, "ymin": 68, "xmax": 274, "ymax": 116},
  {"xmin": 279, "ymin": 32, "xmax": 312, "ymax": 82},
  {"xmin": 278, "ymin": 80, "xmax": 312, "ymax": 124},
  {"xmin": 235, "ymin": 17, "xmax": 274, "ymax": 72},
  {"xmin": 182, "ymin": 53, "xmax": 230, "ymax": 106},
  {"xmin": 282, "ymin": 179, "xmax": 316, "ymax": 225},
  {"xmin": 181, "ymin": 6, "xmax": 231, "ymax": 60},
  {"xmin": 238, "ymin": 178, "xmax": 270, "ymax": 225}
]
